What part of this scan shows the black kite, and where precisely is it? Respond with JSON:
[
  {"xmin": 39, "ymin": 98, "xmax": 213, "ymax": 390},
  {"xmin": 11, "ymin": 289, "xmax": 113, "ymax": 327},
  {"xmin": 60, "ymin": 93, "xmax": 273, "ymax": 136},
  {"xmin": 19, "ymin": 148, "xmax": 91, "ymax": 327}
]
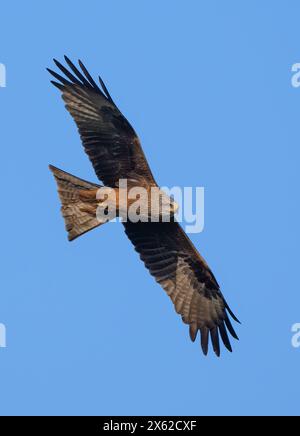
[{"xmin": 48, "ymin": 57, "xmax": 239, "ymax": 356}]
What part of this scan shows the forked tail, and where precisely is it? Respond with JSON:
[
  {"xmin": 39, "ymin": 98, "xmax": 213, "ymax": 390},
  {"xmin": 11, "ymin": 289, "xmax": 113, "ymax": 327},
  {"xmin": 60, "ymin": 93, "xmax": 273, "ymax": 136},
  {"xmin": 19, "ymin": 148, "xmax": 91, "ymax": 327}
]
[{"xmin": 49, "ymin": 165, "xmax": 103, "ymax": 241}]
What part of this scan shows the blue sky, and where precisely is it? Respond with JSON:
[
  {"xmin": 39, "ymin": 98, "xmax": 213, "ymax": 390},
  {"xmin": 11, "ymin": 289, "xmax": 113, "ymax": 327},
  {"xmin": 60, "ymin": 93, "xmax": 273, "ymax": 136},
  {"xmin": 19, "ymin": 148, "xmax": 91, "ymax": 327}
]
[{"xmin": 0, "ymin": 0, "xmax": 300, "ymax": 416}]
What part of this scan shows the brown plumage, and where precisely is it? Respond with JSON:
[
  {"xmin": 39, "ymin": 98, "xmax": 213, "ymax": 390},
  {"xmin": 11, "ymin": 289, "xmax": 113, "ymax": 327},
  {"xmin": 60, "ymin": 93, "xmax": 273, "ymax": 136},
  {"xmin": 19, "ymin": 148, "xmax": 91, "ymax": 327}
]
[{"xmin": 48, "ymin": 56, "xmax": 240, "ymax": 356}]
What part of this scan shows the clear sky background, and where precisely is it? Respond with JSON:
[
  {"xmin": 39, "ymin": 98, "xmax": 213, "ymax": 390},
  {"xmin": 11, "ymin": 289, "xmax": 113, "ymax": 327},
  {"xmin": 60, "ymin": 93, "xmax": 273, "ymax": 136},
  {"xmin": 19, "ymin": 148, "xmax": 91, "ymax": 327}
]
[{"xmin": 0, "ymin": 0, "xmax": 299, "ymax": 416}]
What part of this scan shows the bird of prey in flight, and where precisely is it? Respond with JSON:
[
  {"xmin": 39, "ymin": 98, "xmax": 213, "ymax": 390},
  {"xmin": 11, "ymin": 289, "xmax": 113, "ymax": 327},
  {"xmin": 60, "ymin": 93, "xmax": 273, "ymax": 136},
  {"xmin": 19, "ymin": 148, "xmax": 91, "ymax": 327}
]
[{"xmin": 48, "ymin": 57, "xmax": 239, "ymax": 356}]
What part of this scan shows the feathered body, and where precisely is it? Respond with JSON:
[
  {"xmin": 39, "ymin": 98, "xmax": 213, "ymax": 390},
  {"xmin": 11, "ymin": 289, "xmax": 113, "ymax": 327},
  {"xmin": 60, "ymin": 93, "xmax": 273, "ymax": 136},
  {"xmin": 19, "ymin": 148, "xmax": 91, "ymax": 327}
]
[{"xmin": 48, "ymin": 57, "xmax": 240, "ymax": 356}]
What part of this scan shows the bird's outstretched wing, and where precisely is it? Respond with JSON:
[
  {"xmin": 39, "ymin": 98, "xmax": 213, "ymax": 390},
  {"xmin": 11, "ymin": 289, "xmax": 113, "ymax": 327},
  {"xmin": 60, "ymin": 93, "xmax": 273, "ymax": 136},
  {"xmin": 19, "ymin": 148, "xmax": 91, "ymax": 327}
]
[
  {"xmin": 48, "ymin": 57, "xmax": 239, "ymax": 355},
  {"xmin": 48, "ymin": 57, "xmax": 156, "ymax": 188},
  {"xmin": 124, "ymin": 221, "xmax": 239, "ymax": 356}
]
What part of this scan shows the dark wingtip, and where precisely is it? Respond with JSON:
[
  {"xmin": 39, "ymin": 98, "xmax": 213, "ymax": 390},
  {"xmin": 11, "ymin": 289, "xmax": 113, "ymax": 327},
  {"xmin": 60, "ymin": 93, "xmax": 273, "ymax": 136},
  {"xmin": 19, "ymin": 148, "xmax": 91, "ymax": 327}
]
[
  {"xmin": 200, "ymin": 327, "xmax": 209, "ymax": 356},
  {"xmin": 210, "ymin": 328, "xmax": 221, "ymax": 357},
  {"xmin": 64, "ymin": 54, "xmax": 71, "ymax": 63},
  {"xmin": 49, "ymin": 56, "xmax": 112, "ymax": 102},
  {"xmin": 98, "ymin": 75, "xmax": 114, "ymax": 104},
  {"xmin": 224, "ymin": 300, "xmax": 241, "ymax": 324},
  {"xmin": 78, "ymin": 59, "xmax": 101, "ymax": 91},
  {"xmin": 47, "ymin": 67, "xmax": 70, "ymax": 86},
  {"xmin": 225, "ymin": 314, "xmax": 239, "ymax": 340},
  {"xmin": 50, "ymin": 80, "xmax": 64, "ymax": 91},
  {"xmin": 229, "ymin": 310, "xmax": 241, "ymax": 324},
  {"xmin": 219, "ymin": 322, "xmax": 233, "ymax": 352},
  {"xmin": 189, "ymin": 324, "xmax": 198, "ymax": 342}
]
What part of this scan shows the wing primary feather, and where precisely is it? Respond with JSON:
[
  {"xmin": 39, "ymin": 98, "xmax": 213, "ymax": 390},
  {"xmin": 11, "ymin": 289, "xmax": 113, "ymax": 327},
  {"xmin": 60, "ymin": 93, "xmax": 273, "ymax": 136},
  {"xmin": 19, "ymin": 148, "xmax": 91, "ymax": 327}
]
[
  {"xmin": 50, "ymin": 80, "xmax": 65, "ymax": 91},
  {"xmin": 224, "ymin": 313, "xmax": 239, "ymax": 340},
  {"xmin": 78, "ymin": 59, "xmax": 101, "ymax": 91},
  {"xmin": 53, "ymin": 58, "xmax": 82, "ymax": 85},
  {"xmin": 219, "ymin": 322, "xmax": 232, "ymax": 352},
  {"xmin": 98, "ymin": 75, "xmax": 114, "ymax": 103},
  {"xmin": 225, "ymin": 301, "xmax": 241, "ymax": 324},
  {"xmin": 47, "ymin": 68, "xmax": 71, "ymax": 86},
  {"xmin": 189, "ymin": 323, "xmax": 198, "ymax": 342},
  {"xmin": 63, "ymin": 55, "xmax": 94, "ymax": 89},
  {"xmin": 200, "ymin": 327, "xmax": 209, "ymax": 356},
  {"xmin": 210, "ymin": 327, "xmax": 220, "ymax": 357}
]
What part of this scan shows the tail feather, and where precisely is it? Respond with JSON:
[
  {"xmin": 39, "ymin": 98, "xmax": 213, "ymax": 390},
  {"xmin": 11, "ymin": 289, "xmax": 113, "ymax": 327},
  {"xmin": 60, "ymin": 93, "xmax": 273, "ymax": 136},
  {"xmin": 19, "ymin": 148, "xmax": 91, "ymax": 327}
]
[{"xmin": 49, "ymin": 165, "xmax": 102, "ymax": 241}]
